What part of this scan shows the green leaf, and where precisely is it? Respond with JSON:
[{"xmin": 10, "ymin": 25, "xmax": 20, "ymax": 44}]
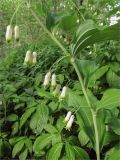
[
  {"xmin": 44, "ymin": 124, "xmax": 58, "ymax": 133},
  {"xmin": 106, "ymin": 70, "xmax": 120, "ymax": 88},
  {"xmin": 6, "ymin": 114, "xmax": 18, "ymax": 121},
  {"xmin": 12, "ymin": 140, "xmax": 25, "ymax": 158},
  {"xmin": 73, "ymin": 146, "xmax": 89, "ymax": 160},
  {"xmin": 20, "ymin": 107, "xmax": 36, "ymax": 128},
  {"xmin": 78, "ymin": 130, "xmax": 89, "ymax": 146},
  {"xmin": 30, "ymin": 104, "xmax": 49, "ymax": 134},
  {"xmin": 19, "ymin": 148, "xmax": 28, "ymax": 160},
  {"xmin": 88, "ymin": 65, "xmax": 109, "ymax": 87},
  {"xmin": 9, "ymin": 137, "xmax": 26, "ymax": 146},
  {"xmin": 33, "ymin": 134, "xmax": 53, "ymax": 154},
  {"xmin": 52, "ymin": 133, "xmax": 62, "ymax": 145},
  {"xmin": 65, "ymin": 142, "xmax": 75, "ymax": 160},
  {"xmin": 48, "ymin": 143, "xmax": 63, "ymax": 160},
  {"xmin": 72, "ymin": 20, "xmax": 120, "ymax": 54},
  {"xmin": 111, "ymin": 118, "xmax": 120, "ymax": 135},
  {"xmin": 25, "ymin": 138, "xmax": 32, "ymax": 153},
  {"xmin": 11, "ymin": 121, "xmax": 19, "ymax": 135},
  {"xmin": 97, "ymin": 89, "xmax": 120, "ymax": 110},
  {"xmin": 37, "ymin": 88, "xmax": 53, "ymax": 99},
  {"xmin": 105, "ymin": 145, "xmax": 120, "ymax": 160}
]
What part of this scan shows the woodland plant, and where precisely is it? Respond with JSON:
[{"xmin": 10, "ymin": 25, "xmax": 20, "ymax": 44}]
[{"xmin": 0, "ymin": 0, "xmax": 120, "ymax": 160}]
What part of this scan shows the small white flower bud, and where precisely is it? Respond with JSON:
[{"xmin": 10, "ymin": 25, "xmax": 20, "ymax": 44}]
[
  {"xmin": 24, "ymin": 50, "xmax": 32, "ymax": 64},
  {"xmin": 59, "ymin": 86, "xmax": 67, "ymax": 100},
  {"xmin": 5, "ymin": 25, "xmax": 12, "ymax": 42},
  {"xmin": 51, "ymin": 74, "xmax": 56, "ymax": 87},
  {"xmin": 43, "ymin": 72, "xmax": 51, "ymax": 86},
  {"xmin": 53, "ymin": 84, "xmax": 61, "ymax": 96},
  {"xmin": 64, "ymin": 111, "xmax": 72, "ymax": 122},
  {"xmin": 77, "ymin": 19, "xmax": 79, "ymax": 23},
  {"xmin": 66, "ymin": 115, "xmax": 74, "ymax": 130},
  {"xmin": 14, "ymin": 25, "xmax": 19, "ymax": 41}
]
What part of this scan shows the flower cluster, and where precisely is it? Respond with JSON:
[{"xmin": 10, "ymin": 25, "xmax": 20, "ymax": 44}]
[
  {"xmin": 24, "ymin": 50, "xmax": 37, "ymax": 65},
  {"xmin": 64, "ymin": 111, "xmax": 74, "ymax": 130},
  {"xmin": 5, "ymin": 25, "xmax": 20, "ymax": 42},
  {"xmin": 43, "ymin": 72, "xmax": 67, "ymax": 100}
]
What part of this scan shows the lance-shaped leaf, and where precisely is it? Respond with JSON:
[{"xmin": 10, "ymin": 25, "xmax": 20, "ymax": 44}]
[{"xmin": 72, "ymin": 20, "xmax": 120, "ymax": 55}]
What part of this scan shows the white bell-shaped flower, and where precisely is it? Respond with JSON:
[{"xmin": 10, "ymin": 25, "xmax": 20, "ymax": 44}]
[
  {"xmin": 59, "ymin": 86, "xmax": 67, "ymax": 100},
  {"xmin": 24, "ymin": 50, "xmax": 32, "ymax": 64},
  {"xmin": 5, "ymin": 25, "xmax": 12, "ymax": 42},
  {"xmin": 43, "ymin": 72, "xmax": 51, "ymax": 86},
  {"xmin": 51, "ymin": 74, "xmax": 56, "ymax": 87},
  {"xmin": 14, "ymin": 25, "xmax": 19, "ymax": 41},
  {"xmin": 66, "ymin": 115, "xmax": 74, "ymax": 130},
  {"xmin": 64, "ymin": 111, "xmax": 72, "ymax": 122},
  {"xmin": 32, "ymin": 52, "xmax": 37, "ymax": 64}
]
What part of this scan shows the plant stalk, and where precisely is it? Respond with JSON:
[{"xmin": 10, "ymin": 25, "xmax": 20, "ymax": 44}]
[
  {"xmin": 30, "ymin": 7, "xmax": 100, "ymax": 160},
  {"xmin": 71, "ymin": 59, "xmax": 100, "ymax": 160}
]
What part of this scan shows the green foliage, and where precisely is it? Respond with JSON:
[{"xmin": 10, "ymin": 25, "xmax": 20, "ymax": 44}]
[{"xmin": 0, "ymin": 0, "xmax": 120, "ymax": 160}]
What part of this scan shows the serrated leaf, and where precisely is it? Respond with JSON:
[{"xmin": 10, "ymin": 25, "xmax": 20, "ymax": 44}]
[
  {"xmin": 48, "ymin": 143, "xmax": 63, "ymax": 160},
  {"xmin": 12, "ymin": 140, "xmax": 25, "ymax": 158},
  {"xmin": 97, "ymin": 89, "xmax": 120, "ymax": 110},
  {"xmin": 20, "ymin": 107, "xmax": 36, "ymax": 128}
]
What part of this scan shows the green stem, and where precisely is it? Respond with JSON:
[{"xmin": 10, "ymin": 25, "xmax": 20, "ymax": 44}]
[
  {"xmin": 29, "ymin": 7, "xmax": 70, "ymax": 57},
  {"xmin": 10, "ymin": 1, "xmax": 24, "ymax": 25},
  {"xmin": 71, "ymin": 58, "xmax": 100, "ymax": 160},
  {"xmin": 29, "ymin": 7, "xmax": 100, "ymax": 160}
]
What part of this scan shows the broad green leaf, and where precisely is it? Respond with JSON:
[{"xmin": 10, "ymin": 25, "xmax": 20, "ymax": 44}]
[
  {"xmin": 52, "ymin": 133, "xmax": 61, "ymax": 145},
  {"xmin": 73, "ymin": 146, "xmax": 89, "ymax": 160},
  {"xmin": 9, "ymin": 137, "xmax": 26, "ymax": 146},
  {"xmin": 106, "ymin": 70, "xmax": 120, "ymax": 88},
  {"xmin": 78, "ymin": 130, "xmax": 89, "ymax": 146},
  {"xmin": 33, "ymin": 134, "xmax": 53, "ymax": 154},
  {"xmin": 57, "ymin": 13, "xmax": 77, "ymax": 32},
  {"xmin": 20, "ymin": 107, "xmax": 36, "ymax": 128},
  {"xmin": 111, "ymin": 118, "xmax": 120, "ymax": 135},
  {"xmin": 76, "ymin": 59, "xmax": 98, "ymax": 84},
  {"xmin": 72, "ymin": 20, "xmax": 120, "ymax": 54},
  {"xmin": 44, "ymin": 124, "xmax": 58, "ymax": 133},
  {"xmin": 88, "ymin": 65, "xmax": 109, "ymax": 87},
  {"xmin": 48, "ymin": 143, "xmax": 63, "ymax": 160},
  {"xmin": 12, "ymin": 140, "xmax": 25, "ymax": 158},
  {"xmin": 65, "ymin": 142, "xmax": 75, "ymax": 160},
  {"xmin": 30, "ymin": 104, "xmax": 49, "ymax": 134},
  {"xmin": 19, "ymin": 148, "xmax": 28, "ymax": 160},
  {"xmin": 25, "ymin": 138, "xmax": 32, "ymax": 153},
  {"xmin": 6, "ymin": 114, "xmax": 18, "ymax": 121},
  {"xmin": 68, "ymin": 89, "xmax": 94, "ymax": 145},
  {"xmin": 105, "ymin": 145, "xmax": 120, "ymax": 160},
  {"xmin": 68, "ymin": 89, "xmax": 88, "ymax": 108},
  {"xmin": 97, "ymin": 89, "xmax": 120, "ymax": 110},
  {"xmin": 37, "ymin": 88, "xmax": 53, "ymax": 99}
]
